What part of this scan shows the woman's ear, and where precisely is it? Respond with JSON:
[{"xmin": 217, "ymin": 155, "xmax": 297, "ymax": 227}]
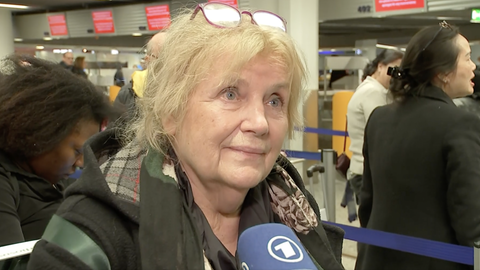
[{"xmin": 438, "ymin": 72, "xmax": 452, "ymax": 84}]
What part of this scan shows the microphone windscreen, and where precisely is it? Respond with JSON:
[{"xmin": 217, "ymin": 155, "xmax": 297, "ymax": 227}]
[{"xmin": 237, "ymin": 223, "xmax": 317, "ymax": 270}]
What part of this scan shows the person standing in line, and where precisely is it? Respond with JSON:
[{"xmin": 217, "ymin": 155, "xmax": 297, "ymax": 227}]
[
  {"xmin": 0, "ymin": 55, "xmax": 113, "ymax": 247},
  {"xmin": 59, "ymin": 52, "xmax": 73, "ymax": 70},
  {"xmin": 356, "ymin": 21, "xmax": 479, "ymax": 270},
  {"xmin": 111, "ymin": 32, "xmax": 167, "ymax": 128},
  {"xmin": 346, "ymin": 49, "xmax": 403, "ymax": 201},
  {"xmin": 71, "ymin": 57, "xmax": 88, "ymax": 79}
]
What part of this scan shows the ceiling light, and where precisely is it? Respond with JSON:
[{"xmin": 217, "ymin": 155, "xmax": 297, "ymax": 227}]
[
  {"xmin": 43, "ymin": 37, "xmax": 52, "ymax": 41},
  {"xmin": 111, "ymin": 49, "xmax": 119, "ymax": 55},
  {"xmin": 376, "ymin": 44, "xmax": 400, "ymax": 51},
  {"xmin": 53, "ymin": 49, "xmax": 71, "ymax": 54},
  {"xmin": 36, "ymin": 45, "xmax": 44, "ymax": 50},
  {"xmin": 14, "ymin": 38, "xmax": 23, "ymax": 42},
  {"xmin": 132, "ymin": 33, "xmax": 142, "ymax": 37},
  {"xmin": 0, "ymin": 3, "xmax": 29, "ymax": 9}
]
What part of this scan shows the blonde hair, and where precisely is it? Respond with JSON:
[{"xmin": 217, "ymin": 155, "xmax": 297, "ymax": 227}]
[{"xmin": 131, "ymin": 8, "xmax": 306, "ymax": 153}]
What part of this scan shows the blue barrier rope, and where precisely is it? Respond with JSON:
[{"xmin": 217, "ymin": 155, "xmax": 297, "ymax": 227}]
[
  {"xmin": 324, "ymin": 221, "xmax": 473, "ymax": 265},
  {"xmin": 283, "ymin": 150, "xmax": 322, "ymax": 161},
  {"xmin": 302, "ymin": 127, "xmax": 348, "ymax": 137}
]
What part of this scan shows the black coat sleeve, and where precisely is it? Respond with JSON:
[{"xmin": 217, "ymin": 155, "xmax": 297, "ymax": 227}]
[
  {"xmin": 0, "ymin": 172, "xmax": 24, "ymax": 247},
  {"xmin": 444, "ymin": 113, "xmax": 480, "ymax": 246}
]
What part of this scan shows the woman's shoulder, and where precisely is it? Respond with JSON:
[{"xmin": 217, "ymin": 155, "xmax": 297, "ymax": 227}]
[{"xmin": 354, "ymin": 77, "xmax": 385, "ymax": 94}]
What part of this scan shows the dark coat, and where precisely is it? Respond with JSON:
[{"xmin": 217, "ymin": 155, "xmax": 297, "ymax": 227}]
[
  {"xmin": 356, "ymin": 86, "xmax": 480, "ymax": 270},
  {"xmin": 71, "ymin": 67, "xmax": 87, "ymax": 79},
  {"xmin": 27, "ymin": 129, "xmax": 345, "ymax": 270},
  {"xmin": 0, "ymin": 151, "xmax": 73, "ymax": 247},
  {"xmin": 110, "ymin": 82, "xmax": 136, "ymax": 129},
  {"xmin": 59, "ymin": 61, "xmax": 71, "ymax": 70}
]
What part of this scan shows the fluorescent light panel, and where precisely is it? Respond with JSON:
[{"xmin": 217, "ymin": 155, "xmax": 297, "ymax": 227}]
[{"xmin": 0, "ymin": 3, "xmax": 29, "ymax": 9}]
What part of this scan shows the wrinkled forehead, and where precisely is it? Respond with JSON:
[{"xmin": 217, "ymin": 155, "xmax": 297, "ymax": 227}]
[{"xmin": 205, "ymin": 52, "xmax": 290, "ymax": 86}]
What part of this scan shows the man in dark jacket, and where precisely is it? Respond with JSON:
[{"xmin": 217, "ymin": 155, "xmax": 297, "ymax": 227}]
[{"xmin": 59, "ymin": 52, "xmax": 73, "ymax": 70}]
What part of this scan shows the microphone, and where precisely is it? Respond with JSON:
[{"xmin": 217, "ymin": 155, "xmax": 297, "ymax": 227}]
[{"xmin": 237, "ymin": 223, "xmax": 318, "ymax": 270}]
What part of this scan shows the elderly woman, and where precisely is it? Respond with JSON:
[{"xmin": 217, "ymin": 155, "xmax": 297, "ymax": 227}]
[
  {"xmin": 28, "ymin": 3, "xmax": 344, "ymax": 270},
  {"xmin": 0, "ymin": 55, "xmax": 112, "ymax": 247}
]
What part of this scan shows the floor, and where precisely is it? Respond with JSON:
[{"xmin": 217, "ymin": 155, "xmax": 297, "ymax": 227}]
[{"xmin": 305, "ymin": 171, "xmax": 359, "ymax": 270}]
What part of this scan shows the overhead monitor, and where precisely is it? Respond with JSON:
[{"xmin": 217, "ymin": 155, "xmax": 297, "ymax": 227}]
[
  {"xmin": 208, "ymin": 0, "xmax": 238, "ymax": 8},
  {"xmin": 92, "ymin": 10, "xmax": 115, "ymax": 34},
  {"xmin": 47, "ymin": 14, "xmax": 68, "ymax": 36},
  {"xmin": 145, "ymin": 5, "xmax": 171, "ymax": 31},
  {"xmin": 375, "ymin": 0, "xmax": 425, "ymax": 12},
  {"xmin": 472, "ymin": 9, "xmax": 480, "ymax": 22}
]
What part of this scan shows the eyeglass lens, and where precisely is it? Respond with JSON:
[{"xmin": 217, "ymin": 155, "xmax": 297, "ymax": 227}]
[
  {"xmin": 252, "ymin": 12, "xmax": 286, "ymax": 32},
  {"xmin": 203, "ymin": 3, "xmax": 241, "ymax": 28},
  {"xmin": 202, "ymin": 3, "xmax": 286, "ymax": 32}
]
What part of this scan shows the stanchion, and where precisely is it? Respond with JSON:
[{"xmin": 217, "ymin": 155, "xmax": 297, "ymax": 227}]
[
  {"xmin": 322, "ymin": 149, "xmax": 337, "ymax": 222},
  {"xmin": 474, "ymin": 241, "xmax": 480, "ymax": 270}
]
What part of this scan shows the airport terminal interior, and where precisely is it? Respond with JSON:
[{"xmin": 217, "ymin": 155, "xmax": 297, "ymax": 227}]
[{"xmin": 1, "ymin": 0, "xmax": 480, "ymax": 269}]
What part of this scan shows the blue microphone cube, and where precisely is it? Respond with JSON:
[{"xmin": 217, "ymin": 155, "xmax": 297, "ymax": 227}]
[{"xmin": 237, "ymin": 223, "xmax": 317, "ymax": 270}]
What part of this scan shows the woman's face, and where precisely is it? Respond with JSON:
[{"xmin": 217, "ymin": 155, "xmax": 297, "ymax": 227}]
[
  {"xmin": 444, "ymin": 35, "xmax": 477, "ymax": 98},
  {"xmin": 29, "ymin": 120, "xmax": 99, "ymax": 184},
  {"xmin": 168, "ymin": 55, "xmax": 290, "ymax": 191}
]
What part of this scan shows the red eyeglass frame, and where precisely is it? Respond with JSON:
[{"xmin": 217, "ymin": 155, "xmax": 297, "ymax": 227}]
[{"xmin": 190, "ymin": 2, "xmax": 287, "ymax": 32}]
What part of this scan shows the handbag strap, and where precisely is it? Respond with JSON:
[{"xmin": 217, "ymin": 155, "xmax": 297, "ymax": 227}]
[{"xmin": 342, "ymin": 118, "xmax": 348, "ymax": 152}]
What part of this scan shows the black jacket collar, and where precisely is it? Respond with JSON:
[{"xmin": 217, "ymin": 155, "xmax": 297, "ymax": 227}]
[
  {"xmin": 0, "ymin": 151, "xmax": 66, "ymax": 199},
  {"xmin": 416, "ymin": 85, "xmax": 455, "ymax": 106}
]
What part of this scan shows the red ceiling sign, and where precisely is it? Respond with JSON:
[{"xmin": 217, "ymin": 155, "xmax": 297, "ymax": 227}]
[
  {"xmin": 92, "ymin": 10, "xmax": 115, "ymax": 34},
  {"xmin": 145, "ymin": 5, "xmax": 171, "ymax": 31},
  {"xmin": 47, "ymin": 14, "xmax": 68, "ymax": 36},
  {"xmin": 375, "ymin": 0, "xmax": 425, "ymax": 12},
  {"xmin": 208, "ymin": 0, "xmax": 238, "ymax": 8}
]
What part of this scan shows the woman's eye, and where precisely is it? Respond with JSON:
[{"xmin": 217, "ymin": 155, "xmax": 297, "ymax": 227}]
[
  {"xmin": 222, "ymin": 87, "xmax": 238, "ymax": 101},
  {"xmin": 269, "ymin": 96, "xmax": 283, "ymax": 107}
]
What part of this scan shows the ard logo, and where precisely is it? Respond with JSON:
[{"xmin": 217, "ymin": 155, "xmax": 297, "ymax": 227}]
[{"xmin": 267, "ymin": 236, "xmax": 304, "ymax": 263}]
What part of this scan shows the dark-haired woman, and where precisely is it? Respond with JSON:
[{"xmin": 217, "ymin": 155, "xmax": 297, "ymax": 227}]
[
  {"xmin": 346, "ymin": 49, "xmax": 403, "ymax": 199},
  {"xmin": 356, "ymin": 22, "xmax": 479, "ymax": 270},
  {"xmin": 0, "ymin": 55, "xmax": 112, "ymax": 247}
]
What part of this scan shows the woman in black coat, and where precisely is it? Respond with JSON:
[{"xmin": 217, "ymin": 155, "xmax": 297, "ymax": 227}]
[{"xmin": 356, "ymin": 21, "xmax": 480, "ymax": 270}]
